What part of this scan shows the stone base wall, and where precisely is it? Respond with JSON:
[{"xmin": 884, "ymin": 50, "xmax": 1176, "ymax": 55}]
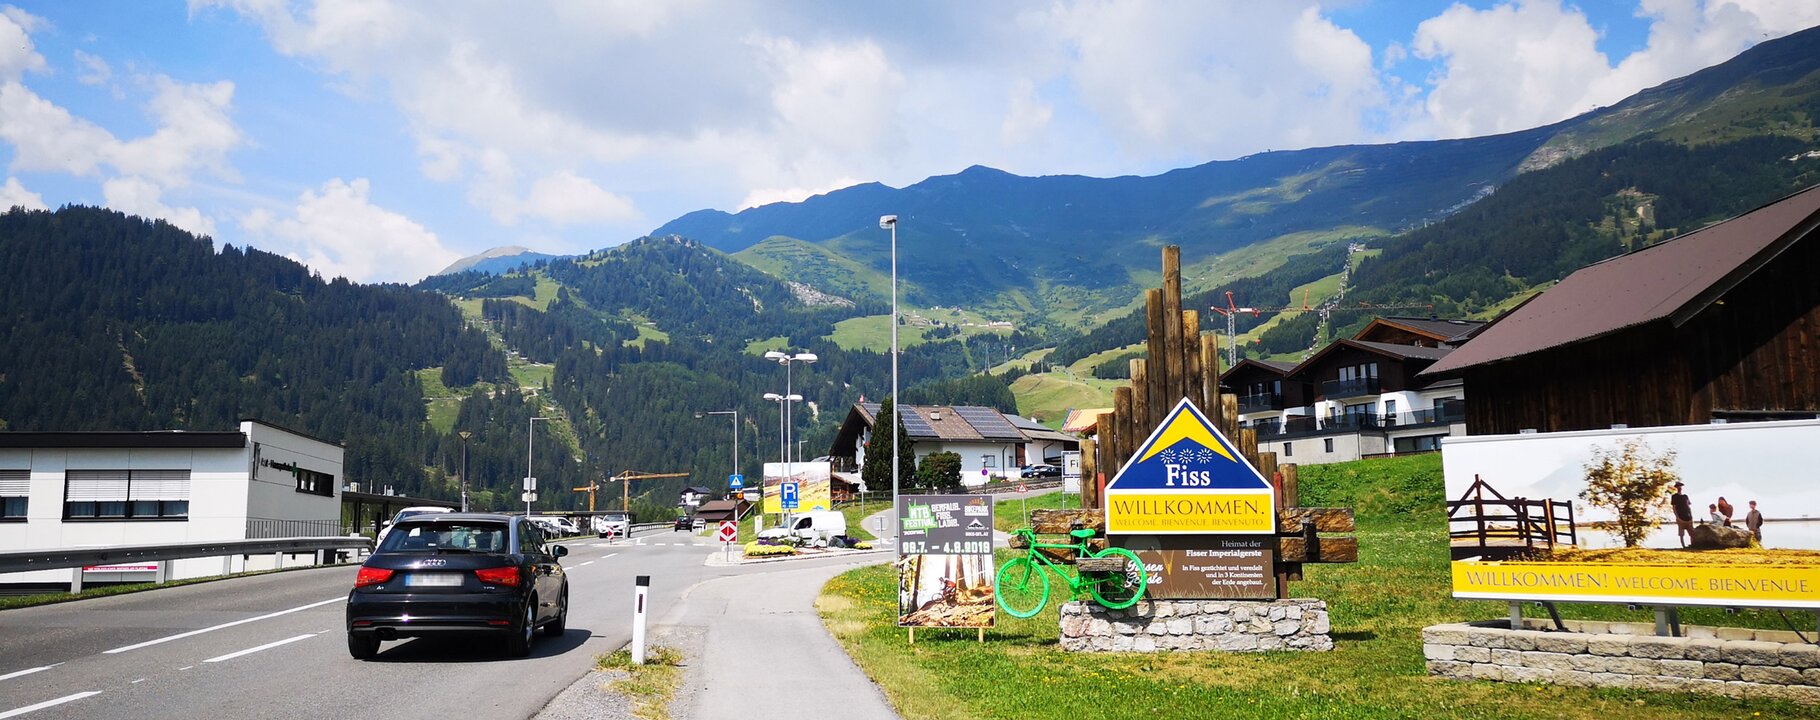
[
  {"xmin": 1059, "ymin": 599, "xmax": 1333, "ymax": 653},
  {"xmin": 1424, "ymin": 620, "xmax": 1820, "ymax": 705}
]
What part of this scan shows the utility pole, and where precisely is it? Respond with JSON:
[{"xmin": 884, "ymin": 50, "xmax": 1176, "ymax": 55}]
[{"xmin": 526, "ymin": 417, "xmax": 549, "ymax": 516}]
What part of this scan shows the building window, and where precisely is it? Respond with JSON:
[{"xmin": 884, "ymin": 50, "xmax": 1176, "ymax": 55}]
[
  {"xmin": 65, "ymin": 469, "xmax": 190, "ymax": 520},
  {"xmin": 1324, "ymin": 438, "xmax": 1335, "ymax": 453},
  {"xmin": 296, "ymin": 467, "xmax": 335, "ymax": 497},
  {"xmin": 1282, "ymin": 443, "xmax": 1292, "ymax": 457},
  {"xmin": 981, "ymin": 455, "xmax": 996, "ymax": 468},
  {"xmin": 0, "ymin": 469, "xmax": 26, "ymax": 520}
]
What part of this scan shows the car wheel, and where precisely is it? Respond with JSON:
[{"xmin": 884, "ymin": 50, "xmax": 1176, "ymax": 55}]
[
  {"xmin": 542, "ymin": 587, "xmax": 568, "ymax": 637},
  {"xmin": 348, "ymin": 632, "xmax": 379, "ymax": 660},
  {"xmin": 504, "ymin": 598, "xmax": 535, "ymax": 657}
]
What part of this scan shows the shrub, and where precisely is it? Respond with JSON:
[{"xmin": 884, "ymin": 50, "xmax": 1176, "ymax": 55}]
[{"xmin": 744, "ymin": 541, "xmax": 798, "ymax": 558}]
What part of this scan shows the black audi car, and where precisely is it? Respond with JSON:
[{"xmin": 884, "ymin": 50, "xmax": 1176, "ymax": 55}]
[{"xmin": 346, "ymin": 513, "xmax": 570, "ymax": 659}]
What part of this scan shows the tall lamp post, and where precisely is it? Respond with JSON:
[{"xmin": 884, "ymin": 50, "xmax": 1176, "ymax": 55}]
[
  {"xmin": 762, "ymin": 351, "xmax": 818, "ymax": 466},
  {"xmin": 695, "ymin": 409, "xmax": 739, "ymax": 494},
  {"xmin": 762, "ymin": 392, "xmax": 801, "ymax": 521},
  {"xmin": 880, "ymin": 214, "xmax": 900, "ymax": 536},
  {"xmin": 458, "ymin": 430, "xmax": 473, "ymax": 512},
  {"xmin": 526, "ymin": 417, "xmax": 550, "ymax": 516}
]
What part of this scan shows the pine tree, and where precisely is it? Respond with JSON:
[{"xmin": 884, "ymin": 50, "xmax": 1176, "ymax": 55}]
[{"xmin": 862, "ymin": 398, "xmax": 916, "ymax": 495}]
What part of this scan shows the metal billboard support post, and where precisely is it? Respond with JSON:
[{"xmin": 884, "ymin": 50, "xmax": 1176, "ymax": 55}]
[{"xmin": 632, "ymin": 575, "xmax": 650, "ymax": 665}]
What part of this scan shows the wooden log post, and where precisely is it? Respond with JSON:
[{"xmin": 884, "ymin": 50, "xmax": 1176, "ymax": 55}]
[
  {"xmin": 1220, "ymin": 393, "xmax": 1239, "ymax": 440},
  {"xmin": 1162, "ymin": 247, "xmax": 1185, "ymax": 405},
  {"xmin": 1239, "ymin": 428, "xmax": 1259, "ymax": 470},
  {"xmin": 1201, "ymin": 334, "xmax": 1222, "ymax": 426},
  {"xmin": 1112, "ymin": 387, "xmax": 1134, "ymax": 472},
  {"xmin": 1081, "ymin": 435, "xmax": 1098, "ymax": 509},
  {"xmin": 1131, "ymin": 359, "xmax": 1149, "ymax": 458},
  {"xmin": 1183, "ymin": 310, "xmax": 1203, "ymax": 415},
  {"xmin": 1143, "ymin": 288, "xmax": 1167, "ymax": 427}
]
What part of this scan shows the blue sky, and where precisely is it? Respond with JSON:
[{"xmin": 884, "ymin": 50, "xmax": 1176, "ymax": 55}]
[{"xmin": 1, "ymin": 1, "xmax": 1815, "ymax": 282}]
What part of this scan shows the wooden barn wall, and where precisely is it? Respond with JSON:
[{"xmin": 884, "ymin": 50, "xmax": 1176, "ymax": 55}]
[
  {"xmin": 1683, "ymin": 230, "xmax": 1820, "ymax": 416},
  {"xmin": 1464, "ymin": 231, "xmax": 1819, "ymax": 434}
]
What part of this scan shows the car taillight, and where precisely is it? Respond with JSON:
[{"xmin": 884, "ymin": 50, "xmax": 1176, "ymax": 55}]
[
  {"xmin": 474, "ymin": 566, "xmax": 520, "ymax": 586},
  {"xmin": 354, "ymin": 567, "xmax": 394, "ymax": 588}
]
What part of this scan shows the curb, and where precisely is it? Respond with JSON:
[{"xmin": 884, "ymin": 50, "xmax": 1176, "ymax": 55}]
[{"xmin": 705, "ymin": 546, "xmax": 893, "ymax": 567}]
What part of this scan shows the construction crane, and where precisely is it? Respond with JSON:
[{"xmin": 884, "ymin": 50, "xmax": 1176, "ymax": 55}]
[
  {"xmin": 1208, "ymin": 290, "xmax": 1309, "ymax": 368},
  {"xmin": 574, "ymin": 470, "xmax": 691, "ymax": 514},
  {"xmin": 1302, "ymin": 300, "xmax": 1436, "ymax": 357}
]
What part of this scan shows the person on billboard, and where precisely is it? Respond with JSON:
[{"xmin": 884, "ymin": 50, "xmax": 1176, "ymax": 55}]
[
  {"xmin": 1669, "ymin": 482, "xmax": 1693, "ymax": 547},
  {"xmin": 1707, "ymin": 503, "xmax": 1724, "ymax": 525},
  {"xmin": 1716, "ymin": 496, "xmax": 1735, "ymax": 527},
  {"xmin": 1745, "ymin": 500, "xmax": 1764, "ymax": 543}
]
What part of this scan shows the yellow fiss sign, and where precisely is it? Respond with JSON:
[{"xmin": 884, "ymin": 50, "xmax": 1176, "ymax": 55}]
[
  {"xmin": 1104, "ymin": 398, "xmax": 1276, "ymax": 535},
  {"xmin": 1452, "ymin": 560, "xmax": 1820, "ymax": 609}
]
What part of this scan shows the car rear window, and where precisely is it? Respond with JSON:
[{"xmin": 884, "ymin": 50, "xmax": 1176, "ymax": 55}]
[{"xmin": 378, "ymin": 522, "xmax": 510, "ymax": 553}]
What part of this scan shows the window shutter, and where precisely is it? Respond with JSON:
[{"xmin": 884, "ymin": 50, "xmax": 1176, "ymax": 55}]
[
  {"xmin": 0, "ymin": 470, "xmax": 27, "ymax": 496},
  {"xmin": 67, "ymin": 470, "xmax": 130, "ymax": 501},
  {"xmin": 129, "ymin": 470, "xmax": 192, "ymax": 501}
]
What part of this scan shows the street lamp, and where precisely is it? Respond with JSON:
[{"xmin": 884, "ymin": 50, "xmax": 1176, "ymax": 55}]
[
  {"xmin": 527, "ymin": 417, "xmax": 550, "ymax": 516},
  {"xmin": 458, "ymin": 430, "xmax": 473, "ymax": 512},
  {"xmin": 695, "ymin": 409, "xmax": 739, "ymax": 494},
  {"xmin": 762, "ymin": 351, "xmax": 818, "ymax": 466},
  {"xmin": 880, "ymin": 214, "xmax": 900, "ymax": 537},
  {"xmin": 762, "ymin": 392, "xmax": 802, "ymax": 521}
]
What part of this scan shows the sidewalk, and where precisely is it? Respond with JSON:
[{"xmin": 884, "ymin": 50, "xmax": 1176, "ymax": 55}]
[{"xmin": 666, "ymin": 560, "xmax": 898, "ymax": 720}]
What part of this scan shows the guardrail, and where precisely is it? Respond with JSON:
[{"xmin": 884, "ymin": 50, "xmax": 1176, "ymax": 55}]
[{"xmin": 0, "ymin": 536, "xmax": 373, "ymax": 592}]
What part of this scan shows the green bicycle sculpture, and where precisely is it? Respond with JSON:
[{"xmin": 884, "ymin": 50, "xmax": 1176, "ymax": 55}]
[{"xmin": 996, "ymin": 527, "xmax": 1148, "ymax": 617}]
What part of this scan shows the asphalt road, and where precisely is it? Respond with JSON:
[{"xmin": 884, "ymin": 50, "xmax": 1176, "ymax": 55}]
[{"xmin": 0, "ymin": 524, "xmax": 876, "ymax": 720}]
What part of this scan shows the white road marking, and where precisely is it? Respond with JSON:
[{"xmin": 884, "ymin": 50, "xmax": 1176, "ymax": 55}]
[
  {"xmin": 577, "ymin": 561, "xmax": 595, "ymax": 567},
  {"xmin": 600, "ymin": 553, "xmax": 618, "ymax": 560},
  {"xmin": 204, "ymin": 633, "xmax": 318, "ymax": 663},
  {"xmin": 178, "ymin": 666, "xmax": 193, "ymax": 671},
  {"xmin": 0, "ymin": 664, "xmax": 58, "ymax": 682},
  {"xmin": 104, "ymin": 597, "xmax": 342, "ymax": 655},
  {"xmin": 131, "ymin": 679, "xmax": 146, "ymax": 684},
  {"xmin": 0, "ymin": 691, "xmax": 101, "ymax": 718}
]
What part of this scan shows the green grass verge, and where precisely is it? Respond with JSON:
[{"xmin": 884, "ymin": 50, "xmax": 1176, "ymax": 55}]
[
  {"xmin": 596, "ymin": 645, "xmax": 684, "ymax": 720},
  {"xmin": 993, "ymin": 491, "xmax": 1079, "ymax": 532},
  {"xmin": 816, "ymin": 455, "xmax": 1813, "ymax": 719}
]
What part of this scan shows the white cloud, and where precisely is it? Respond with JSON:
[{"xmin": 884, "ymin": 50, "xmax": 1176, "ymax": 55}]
[
  {"xmin": 739, "ymin": 176, "xmax": 863, "ymax": 211},
  {"xmin": 518, "ymin": 171, "xmax": 641, "ymax": 226},
  {"xmin": 1000, "ymin": 78, "xmax": 1053, "ymax": 144},
  {"xmin": 103, "ymin": 176, "xmax": 214, "ymax": 237},
  {"xmin": 241, "ymin": 178, "xmax": 459, "ymax": 282},
  {"xmin": 0, "ymin": 176, "xmax": 44, "ymax": 210},
  {"xmin": 1411, "ymin": 0, "xmax": 1820, "ymax": 139},
  {"xmin": 74, "ymin": 49, "xmax": 110, "ymax": 86},
  {"xmin": 0, "ymin": 6, "xmax": 45, "ymax": 82}
]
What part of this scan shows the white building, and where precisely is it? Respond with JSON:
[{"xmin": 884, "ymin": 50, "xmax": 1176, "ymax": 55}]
[
  {"xmin": 0, "ymin": 419, "xmax": 345, "ymax": 587},
  {"xmin": 828, "ymin": 403, "xmax": 1080, "ymax": 487}
]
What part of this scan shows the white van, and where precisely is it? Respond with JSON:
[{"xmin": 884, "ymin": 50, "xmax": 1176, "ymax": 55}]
[
  {"xmin": 375, "ymin": 506, "xmax": 452, "ymax": 545},
  {"xmin": 756, "ymin": 510, "xmax": 849, "ymax": 547}
]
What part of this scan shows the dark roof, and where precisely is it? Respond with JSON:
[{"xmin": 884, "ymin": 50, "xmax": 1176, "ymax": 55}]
[
  {"xmin": 680, "ymin": 486, "xmax": 714, "ymax": 495},
  {"xmin": 1352, "ymin": 340, "xmax": 1454, "ymax": 361},
  {"xmin": 0, "ymin": 430, "xmax": 247, "ymax": 449},
  {"xmin": 1219, "ymin": 358, "xmax": 1296, "ymax": 384},
  {"xmin": 1425, "ymin": 184, "xmax": 1820, "ymax": 376},
  {"xmin": 951, "ymin": 406, "xmax": 1026, "ymax": 441},
  {"xmin": 852, "ymin": 402, "xmax": 1033, "ymax": 443},
  {"xmin": 1357, "ymin": 316, "xmax": 1487, "ymax": 344}
]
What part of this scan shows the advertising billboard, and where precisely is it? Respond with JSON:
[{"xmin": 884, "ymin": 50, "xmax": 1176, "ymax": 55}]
[
  {"xmin": 1104, "ymin": 399, "xmax": 1275, "ymax": 535},
  {"xmin": 897, "ymin": 494, "xmax": 996, "ymax": 628},
  {"xmin": 762, "ymin": 461, "xmax": 832, "ymax": 514}
]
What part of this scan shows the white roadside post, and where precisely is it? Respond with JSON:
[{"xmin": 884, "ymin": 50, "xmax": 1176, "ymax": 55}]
[{"xmin": 632, "ymin": 575, "xmax": 650, "ymax": 664}]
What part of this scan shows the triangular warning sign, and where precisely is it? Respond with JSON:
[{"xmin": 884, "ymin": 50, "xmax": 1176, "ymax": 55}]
[
  {"xmin": 1105, "ymin": 398, "xmax": 1276, "ymax": 535},
  {"xmin": 1107, "ymin": 398, "xmax": 1269, "ymax": 491}
]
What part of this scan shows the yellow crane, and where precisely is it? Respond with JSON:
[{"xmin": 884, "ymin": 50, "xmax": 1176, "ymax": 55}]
[{"xmin": 574, "ymin": 470, "xmax": 690, "ymax": 514}]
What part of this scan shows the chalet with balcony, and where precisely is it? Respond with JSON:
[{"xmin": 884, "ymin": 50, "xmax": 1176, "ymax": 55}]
[
  {"xmin": 827, "ymin": 403, "xmax": 1080, "ymax": 486},
  {"xmin": 1354, "ymin": 316, "xmax": 1485, "ymax": 348},
  {"xmin": 1422, "ymin": 184, "xmax": 1820, "ymax": 434},
  {"xmin": 1227, "ymin": 359, "xmax": 1310, "ymax": 437}
]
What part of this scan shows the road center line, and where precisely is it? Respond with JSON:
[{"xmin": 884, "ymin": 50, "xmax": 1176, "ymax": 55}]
[
  {"xmin": 0, "ymin": 691, "xmax": 101, "ymax": 719},
  {"xmin": 577, "ymin": 561, "xmax": 595, "ymax": 567},
  {"xmin": 104, "ymin": 597, "xmax": 342, "ymax": 655},
  {"xmin": 601, "ymin": 553, "xmax": 618, "ymax": 559},
  {"xmin": 204, "ymin": 633, "xmax": 318, "ymax": 664},
  {"xmin": 0, "ymin": 664, "xmax": 59, "ymax": 682}
]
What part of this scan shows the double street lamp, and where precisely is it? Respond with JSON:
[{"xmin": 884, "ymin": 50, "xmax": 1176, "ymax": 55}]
[
  {"xmin": 526, "ymin": 417, "xmax": 550, "ymax": 516},
  {"xmin": 762, "ymin": 392, "xmax": 802, "ymax": 520},
  {"xmin": 458, "ymin": 430, "xmax": 472, "ymax": 512}
]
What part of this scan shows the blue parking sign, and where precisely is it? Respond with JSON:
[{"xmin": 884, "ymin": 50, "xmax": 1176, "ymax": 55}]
[
  {"xmin": 729, "ymin": 473, "xmax": 744, "ymax": 490},
  {"xmin": 781, "ymin": 481, "xmax": 799, "ymax": 510}
]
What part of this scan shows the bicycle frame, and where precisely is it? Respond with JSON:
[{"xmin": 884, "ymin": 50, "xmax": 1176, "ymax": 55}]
[{"xmin": 1009, "ymin": 529, "xmax": 1097, "ymax": 597}]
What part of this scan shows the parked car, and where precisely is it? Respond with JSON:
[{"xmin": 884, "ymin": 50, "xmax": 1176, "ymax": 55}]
[
  {"xmin": 531, "ymin": 516, "xmax": 581, "ymax": 537},
  {"xmin": 374, "ymin": 506, "xmax": 452, "ymax": 545},
  {"xmin": 756, "ymin": 510, "xmax": 848, "ymax": 547},
  {"xmin": 595, "ymin": 512, "xmax": 631, "ymax": 538},
  {"xmin": 346, "ymin": 513, "xmax": 569, "ymax": 659},
  {"xmin": 1021, "ymin": 464, "xmax": 1061, "ymax": 478}
]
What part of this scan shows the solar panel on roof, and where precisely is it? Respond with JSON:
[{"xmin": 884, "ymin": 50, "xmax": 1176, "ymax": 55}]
[
  {"xmin": 897, "ymin": 407, "xmax": 936, "ymax": 438},
  {"xmin": 951, "ymin": 406, "xmax": 1025, "ymax": 440}
]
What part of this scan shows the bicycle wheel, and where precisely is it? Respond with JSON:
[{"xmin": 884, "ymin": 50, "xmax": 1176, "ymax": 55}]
[
  {"xmin": 1086, "ymin": 547, "xmax": 1147, "ymax": 609},
  {"xmin": 995, "ymin": 556, "xmax": 1051, "ymax": 618}
]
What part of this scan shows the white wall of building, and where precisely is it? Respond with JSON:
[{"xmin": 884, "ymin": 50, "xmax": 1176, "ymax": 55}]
[{"xmin": 243, "ymin": 421, "xmax": 343, "ymax": 536}]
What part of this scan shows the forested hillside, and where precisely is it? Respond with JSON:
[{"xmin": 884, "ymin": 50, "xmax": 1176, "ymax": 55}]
[{"xmin": 0, "ymin": 206, "xmax": 503, "ymax": 488}]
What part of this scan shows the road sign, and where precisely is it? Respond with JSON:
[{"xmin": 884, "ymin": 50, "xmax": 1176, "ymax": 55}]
[
  {"xmin": 728, "ymin": 473, "xmax": 744, "ymax": 490},
  {"xmin": 523, "ymin": 476, "xmax": 537, "ymax": 491},
  {"xmin": 780, "ymin": 481, "xmax": 799, "ymax": 510},
  {"xmin": 1017, "ymin": 483, "xmax": 1028, "ymax": 494},
  {"xmin": 521, "ymin": 491, "xmax": 538, "ymax": 503},
  {"xmin": 1104, "ymin": 397, "xmax": 1275, "ymax": 534},
  {"xmin": 717, "ymin": 521, "xmax": 737, "ymax": 543}
]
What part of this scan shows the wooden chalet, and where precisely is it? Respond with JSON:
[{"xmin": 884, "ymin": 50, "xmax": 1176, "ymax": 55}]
[
  {"xmin": 1353, "ymin": 316, "xmax": 1485, "ymax": 348},
  {"xmin": 1422, "ymin": 185, "xmax": 1820, "ymax": 434}
]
